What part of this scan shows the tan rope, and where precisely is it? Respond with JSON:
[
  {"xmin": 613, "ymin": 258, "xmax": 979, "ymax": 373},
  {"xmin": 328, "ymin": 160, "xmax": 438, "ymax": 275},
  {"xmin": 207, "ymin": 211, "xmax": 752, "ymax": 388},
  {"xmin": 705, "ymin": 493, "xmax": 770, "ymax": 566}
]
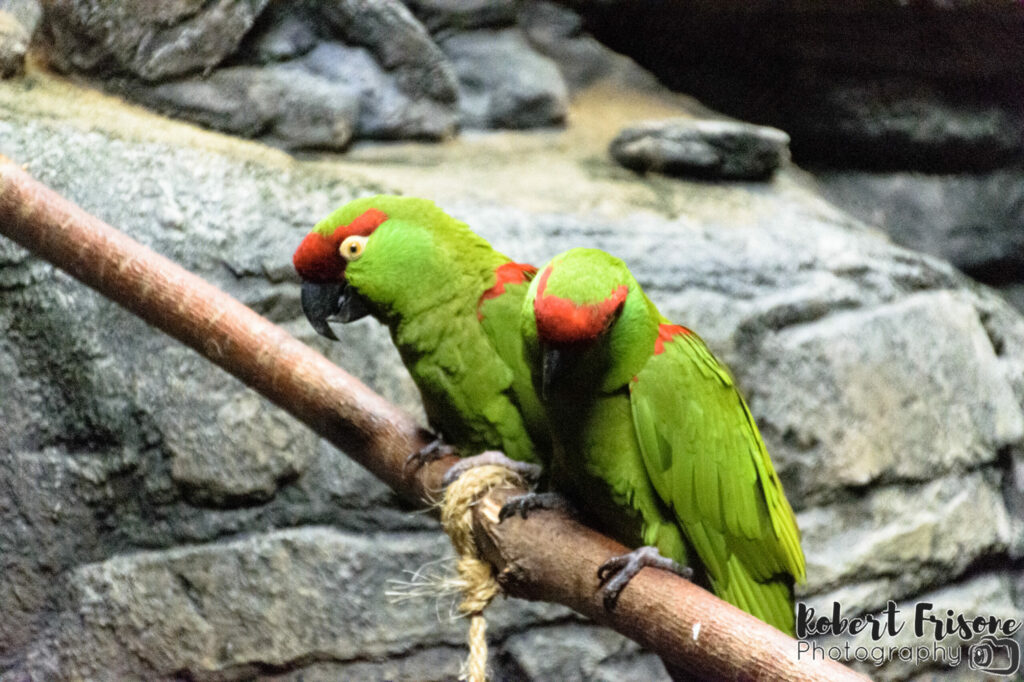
[{"xmin": 440, "ymin": 463, "xmax": 524, "ymax": 682}]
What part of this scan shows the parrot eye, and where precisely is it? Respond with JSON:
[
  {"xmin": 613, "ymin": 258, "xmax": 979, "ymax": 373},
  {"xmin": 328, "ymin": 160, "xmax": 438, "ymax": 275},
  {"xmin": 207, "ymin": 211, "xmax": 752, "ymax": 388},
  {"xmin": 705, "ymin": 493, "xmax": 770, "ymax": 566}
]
[{"xmin": 339, "ymin": 235, "xmax": 367, "ymax": 262}]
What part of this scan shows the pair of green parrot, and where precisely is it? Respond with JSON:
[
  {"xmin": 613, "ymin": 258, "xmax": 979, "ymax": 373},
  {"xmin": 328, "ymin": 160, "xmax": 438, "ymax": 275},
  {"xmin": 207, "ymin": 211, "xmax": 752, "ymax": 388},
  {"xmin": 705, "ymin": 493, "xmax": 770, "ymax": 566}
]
[{"xmin": 292, "ymin": 195, "xmax": 805, "ymax": 637}]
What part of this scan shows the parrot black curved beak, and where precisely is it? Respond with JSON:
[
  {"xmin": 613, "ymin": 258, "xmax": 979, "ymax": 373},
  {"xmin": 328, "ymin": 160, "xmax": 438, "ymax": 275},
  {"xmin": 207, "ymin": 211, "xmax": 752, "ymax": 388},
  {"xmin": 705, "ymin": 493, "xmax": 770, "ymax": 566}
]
[
  {"xmin": 541, "ymin": 347, "xmax": 564, "ymax": 401},
  {"xmin": 300, "ymin": 280, "xmax": 370, "ymax": 340}
]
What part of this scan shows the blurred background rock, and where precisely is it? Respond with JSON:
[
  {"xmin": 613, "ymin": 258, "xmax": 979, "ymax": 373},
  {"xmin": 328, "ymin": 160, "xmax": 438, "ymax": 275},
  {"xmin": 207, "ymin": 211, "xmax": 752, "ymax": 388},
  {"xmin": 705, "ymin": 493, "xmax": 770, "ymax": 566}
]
[{"xmin": 0, "ymin": 1, "xmax": 1022, "ymax": 680}]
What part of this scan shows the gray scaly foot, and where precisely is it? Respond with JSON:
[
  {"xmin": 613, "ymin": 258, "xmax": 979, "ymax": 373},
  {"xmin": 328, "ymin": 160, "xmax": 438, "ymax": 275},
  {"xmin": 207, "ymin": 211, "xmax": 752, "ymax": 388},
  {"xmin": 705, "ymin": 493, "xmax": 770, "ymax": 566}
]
[
  {"xmin": 597, "ymin": 546, "xmax": 693, "ymax": 610},
  {"xmin": 441, "ymin": 450, "xmax": 542, "ymax": 488},
  {"xmin": 498, "ymin": 492, "xmax": 574, "ymax": 521}
]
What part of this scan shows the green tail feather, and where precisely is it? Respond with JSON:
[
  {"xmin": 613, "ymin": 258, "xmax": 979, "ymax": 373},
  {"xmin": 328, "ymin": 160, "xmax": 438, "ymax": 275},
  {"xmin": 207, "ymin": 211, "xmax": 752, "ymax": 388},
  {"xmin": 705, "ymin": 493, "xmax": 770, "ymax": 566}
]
[{"xmin": 716, "ymin": 556, "xmax": 796, "ymax": 636}]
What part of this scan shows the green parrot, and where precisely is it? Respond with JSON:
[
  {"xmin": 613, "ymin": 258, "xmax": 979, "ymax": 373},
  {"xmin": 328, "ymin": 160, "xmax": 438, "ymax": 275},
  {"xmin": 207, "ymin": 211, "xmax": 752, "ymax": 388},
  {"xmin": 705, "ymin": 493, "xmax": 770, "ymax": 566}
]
[
  {"xmin": 515, "ymin": 247, "xmax": 806, "ymax": 635},
  {"xmin": 292, "ymin": 195, "xmax": 548, "ymax": 467}
]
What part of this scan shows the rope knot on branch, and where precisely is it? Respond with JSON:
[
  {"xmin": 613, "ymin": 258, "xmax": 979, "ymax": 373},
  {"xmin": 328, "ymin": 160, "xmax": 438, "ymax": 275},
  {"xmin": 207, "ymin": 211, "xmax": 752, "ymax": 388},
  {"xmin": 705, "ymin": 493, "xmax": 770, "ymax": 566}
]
[{"xmin": 440, "ymin": 462, "xmax": 525, "ymax": 682}]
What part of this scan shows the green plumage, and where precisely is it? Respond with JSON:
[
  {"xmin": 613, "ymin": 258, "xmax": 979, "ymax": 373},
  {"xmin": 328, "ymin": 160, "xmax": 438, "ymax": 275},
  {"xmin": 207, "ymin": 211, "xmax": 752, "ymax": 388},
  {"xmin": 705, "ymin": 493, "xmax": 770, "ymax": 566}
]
[
  {"xmin": 308, "ymin": 195, "xmax": 547, "ymax": 464},
  {"xmin": 522, "ymin": 248, "xmax": 805, "ymax": 634}
]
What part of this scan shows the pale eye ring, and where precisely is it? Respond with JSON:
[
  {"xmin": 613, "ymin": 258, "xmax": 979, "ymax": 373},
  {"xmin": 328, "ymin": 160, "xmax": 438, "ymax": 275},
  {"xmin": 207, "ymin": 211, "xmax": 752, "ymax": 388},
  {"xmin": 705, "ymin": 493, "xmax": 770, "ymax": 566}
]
[{"xmin": 339, "ymin": 235, "xmax": 367, "ymax": 262}]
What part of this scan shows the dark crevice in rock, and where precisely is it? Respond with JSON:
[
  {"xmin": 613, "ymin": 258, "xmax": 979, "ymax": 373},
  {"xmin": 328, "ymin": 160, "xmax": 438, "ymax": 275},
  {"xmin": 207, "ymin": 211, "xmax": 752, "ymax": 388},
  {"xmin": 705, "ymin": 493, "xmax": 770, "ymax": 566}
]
[{"xmin": 978, "ymin": 308, "xmax": 1009, "ymax": 358}]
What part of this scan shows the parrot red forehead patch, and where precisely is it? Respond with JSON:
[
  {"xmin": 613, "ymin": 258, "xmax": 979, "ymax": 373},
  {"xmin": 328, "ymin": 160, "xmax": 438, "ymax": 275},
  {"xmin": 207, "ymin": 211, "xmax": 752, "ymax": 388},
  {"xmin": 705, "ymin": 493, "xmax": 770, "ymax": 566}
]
[
  {"xmin": 292, "ymin": 208, "xmax": 388, "ymax": 282},
  {"xmin": 533, "ymin": 265, "xmax": 628, "ymax": 344}
]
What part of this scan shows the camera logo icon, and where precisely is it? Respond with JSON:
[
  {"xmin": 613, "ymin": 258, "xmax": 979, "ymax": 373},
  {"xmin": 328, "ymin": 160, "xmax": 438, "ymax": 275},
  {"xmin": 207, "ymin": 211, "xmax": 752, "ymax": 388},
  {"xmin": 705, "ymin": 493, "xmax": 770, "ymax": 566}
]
[{"xmin": 968, "ymin": 635, "xmax": 1021, "ymax": 676}]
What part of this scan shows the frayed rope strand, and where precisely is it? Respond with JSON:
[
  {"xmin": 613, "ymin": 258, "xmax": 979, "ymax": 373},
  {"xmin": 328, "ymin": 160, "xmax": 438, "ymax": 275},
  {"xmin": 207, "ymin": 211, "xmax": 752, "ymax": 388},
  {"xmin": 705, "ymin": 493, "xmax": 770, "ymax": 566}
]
[{"xmin": 440, "ymin": 463, "xmax": 525, "ymax": 682}]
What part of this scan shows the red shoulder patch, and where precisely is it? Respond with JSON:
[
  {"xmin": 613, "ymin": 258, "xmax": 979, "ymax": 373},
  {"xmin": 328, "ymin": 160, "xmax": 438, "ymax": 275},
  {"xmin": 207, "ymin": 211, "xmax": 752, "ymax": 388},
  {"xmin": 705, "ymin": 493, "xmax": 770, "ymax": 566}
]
[
  {"xmin": 477, "ymin": 262, "xmax": 538, "ymax": 320},
  {"xmin": 533, "ymin": 265, "xmax": 628, "ymax": 344},
  {"xmin": 654, "ymin": 323, "xmax": 691, "ymax": 355},
  {"xmin": 293, "ymin": 209, "xmax": 389, "ymax": 282}
]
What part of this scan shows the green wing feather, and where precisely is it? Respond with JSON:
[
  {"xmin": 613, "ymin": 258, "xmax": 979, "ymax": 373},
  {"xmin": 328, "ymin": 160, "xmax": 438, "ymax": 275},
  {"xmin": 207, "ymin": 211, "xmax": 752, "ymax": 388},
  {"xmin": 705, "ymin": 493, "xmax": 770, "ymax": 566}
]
[
  {"xmin": 396, "ymin": 275, "xmax": 539, "ymax": 465},
  {"xmin": 628, "ymin": 324, "xmax": 805, "ymax": 634}
]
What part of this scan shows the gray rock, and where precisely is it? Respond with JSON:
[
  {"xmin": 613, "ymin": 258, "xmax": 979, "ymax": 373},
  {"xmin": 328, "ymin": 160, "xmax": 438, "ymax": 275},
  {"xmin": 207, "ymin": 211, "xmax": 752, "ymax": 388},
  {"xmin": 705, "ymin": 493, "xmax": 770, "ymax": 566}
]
[
  {"xmin": 816, "ymin": 170, "xmax": 1024, "ymax": 285},
  {"xmin": 798, "ymin": 470, "xmax": 1012, "ymax": 600},
  {"xmin": 41, "ymin": 0, "xmax": 271, "ymax": 82},
  {"xmin": 43, "ymin": 529, "xmax": 568, "ymax": 680},
  {"xmin": 317, "ymin": 0, "xmax": 458, "ymax": 106},
  {"xmin": 0, "ymin": 0, "xmax": 39, "ymax": 37},
  {"xmin": 299, "ymin": 41, "xmax": 457, "ymax": 141},
  {"xmin": 441, "ymin": 29, "xmax": 568, "ymax": 129},
  {"xmin": 264, "ymin": 647, "xmax": 465, "ymax": 681},
  {"xmin": 0, "ymin": 10, "xmax": 27, "ymax": 78},
  {"xmin": 402, "ymin": 0, "xmax": 518, "ymax": 33},
  {"xmin": 501, "ymin": 623, "xmax": 670, "ymax": 681},
  {"xmin": 127, "ymin": 64, "xmax": 359, "ymax": 150},
  {"xmin": 747, "ymin": 290, "xmax": 1023, "ymax": 502},
  {"xmin": 610, "ymin": 118, "xmax": 790, "ymax": 180},
  {"xmin": 236, "ymin": 3, "xmax": 318, "ymax": 64}
]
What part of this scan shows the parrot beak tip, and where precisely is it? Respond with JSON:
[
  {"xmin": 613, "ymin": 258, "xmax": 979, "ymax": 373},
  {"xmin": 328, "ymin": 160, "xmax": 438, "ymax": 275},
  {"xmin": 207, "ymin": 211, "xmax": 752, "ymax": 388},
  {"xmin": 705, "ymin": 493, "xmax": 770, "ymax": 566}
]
[{"xmin": 301, "ymin": 280, "xmax": 369, "ymax": 340}]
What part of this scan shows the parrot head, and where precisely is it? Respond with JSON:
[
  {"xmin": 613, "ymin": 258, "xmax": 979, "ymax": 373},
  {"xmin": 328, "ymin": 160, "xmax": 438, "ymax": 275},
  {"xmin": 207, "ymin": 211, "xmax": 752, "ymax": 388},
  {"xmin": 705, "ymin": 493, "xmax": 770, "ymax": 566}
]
[
  {"xmin": 523, "ymin": 248, "xmax": 658, "ymax": 399},
  {"xmin": 293, "ymin": 195, "xmax": 486, "ymax": 339}
]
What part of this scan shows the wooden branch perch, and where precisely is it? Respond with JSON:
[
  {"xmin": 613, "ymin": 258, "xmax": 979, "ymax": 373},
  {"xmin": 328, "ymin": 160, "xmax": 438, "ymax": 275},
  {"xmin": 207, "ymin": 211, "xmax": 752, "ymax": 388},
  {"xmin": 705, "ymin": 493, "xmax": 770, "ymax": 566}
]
[{"xmin": 0, "ymin": 155, "xmax": 865, "ymax": 681}]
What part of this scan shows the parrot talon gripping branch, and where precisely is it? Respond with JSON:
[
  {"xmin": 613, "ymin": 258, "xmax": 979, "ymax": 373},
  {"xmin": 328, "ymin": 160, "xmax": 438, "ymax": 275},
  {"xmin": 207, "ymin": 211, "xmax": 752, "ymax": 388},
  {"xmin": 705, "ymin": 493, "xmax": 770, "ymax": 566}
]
[
  {"xmin": 597, "ymin": 546, "xmax": 695, "ymax": 611},
  {"xmin": 497, "ymin": 491, "xmax": 576, "ymax": 522},
  {"xmin": 405, "ymin": 436, "xmax": 459, "ymax": 472},
  {"xmin": 442, "ymin": 451, "xmax": 544, "ymax": 489}
]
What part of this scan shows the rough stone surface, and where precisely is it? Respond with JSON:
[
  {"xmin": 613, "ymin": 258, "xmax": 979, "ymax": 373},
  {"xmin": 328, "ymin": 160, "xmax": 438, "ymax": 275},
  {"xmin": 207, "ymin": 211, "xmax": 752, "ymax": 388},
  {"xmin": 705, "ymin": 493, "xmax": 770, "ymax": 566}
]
[
  {"xmin": 35, "ymin": 0, "xmax": 462, "ymax": 146},
  {"xmin": 798, "ymin": 470, "xmax": 1012, "ymax": 600},
  {"xmin": 0, "ymin": 0, "xmax": 39, "ymax": 37},
  {"xmin": 403, "ymin": 0, "xmax": 518, "ymax": 33},
  {"xmin": 41, "ymin": 0, "xmax": 270, "ymax": 82},
  {"xmin": 610, "ymin": 118, "xmax": 790, "ymax": 180},
  {"xmin": 441, "ymin": 28, "xmax": 568, "ymax": 130},
  {"xmin": 298, "ymin": 41, "xmax": 457, "ymax": 141},
  {"xmin": 501, "ymin": 623, "xmax": 669, "ymax": 681},
  {"xmin": 0, "ymin": 10, "xmax": 27, "ymax": 78},
  {"xmin": 127, "ymin": 64, "xmax": 358, "ymax": 150},
  {"xmin": 235, "ymin": 3, "xmax": 318, "ymax": 65},
  {"xmin": 748, "ymin": 291, "xmax": 1023, "ymax": 500},
  {"xmin": 38, "ymin": 529, "xmax": 568, "ymax": 680},
  {"xmin": 817, "ymin": 170, "xmax": 1024, "ymax": 287},
  {"xmin": 1, "ymin": 61, "xmax": 1023, "ymax": 680},
  {"xmin": 316, "ymin": 0, "xmax": 458, "ymax": 110}
]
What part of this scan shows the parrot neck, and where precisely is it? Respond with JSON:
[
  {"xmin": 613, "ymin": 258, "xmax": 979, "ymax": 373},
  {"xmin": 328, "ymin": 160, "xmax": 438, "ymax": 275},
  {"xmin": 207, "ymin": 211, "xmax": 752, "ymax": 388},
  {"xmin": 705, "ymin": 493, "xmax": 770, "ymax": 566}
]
[{"xmin": 387, "ymin": 250, "xmax": 513, "ymax": 358}]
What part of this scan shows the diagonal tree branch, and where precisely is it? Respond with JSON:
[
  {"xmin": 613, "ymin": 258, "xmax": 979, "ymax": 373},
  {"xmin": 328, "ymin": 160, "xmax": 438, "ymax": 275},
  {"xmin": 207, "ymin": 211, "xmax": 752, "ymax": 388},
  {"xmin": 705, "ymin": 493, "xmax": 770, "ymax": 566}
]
[{"xmin": 0, "ymin": 155, "xmax": 865, "ymax": 681}]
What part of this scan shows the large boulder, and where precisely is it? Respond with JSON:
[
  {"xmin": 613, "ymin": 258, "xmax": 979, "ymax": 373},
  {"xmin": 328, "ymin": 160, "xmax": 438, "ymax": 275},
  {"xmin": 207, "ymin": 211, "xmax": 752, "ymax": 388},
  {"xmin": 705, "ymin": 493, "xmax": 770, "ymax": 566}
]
[{"xmin": 1, "ymin": 58, "xmax": 1022, "ymax": 680}]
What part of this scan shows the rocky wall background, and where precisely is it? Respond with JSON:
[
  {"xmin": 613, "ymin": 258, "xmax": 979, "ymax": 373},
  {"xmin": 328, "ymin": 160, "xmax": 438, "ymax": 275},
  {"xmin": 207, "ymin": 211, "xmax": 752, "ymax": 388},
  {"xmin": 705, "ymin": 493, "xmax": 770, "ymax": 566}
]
[{"xmin": 0, "ymin": 1, "xmax": 1022, "ymax": 680}]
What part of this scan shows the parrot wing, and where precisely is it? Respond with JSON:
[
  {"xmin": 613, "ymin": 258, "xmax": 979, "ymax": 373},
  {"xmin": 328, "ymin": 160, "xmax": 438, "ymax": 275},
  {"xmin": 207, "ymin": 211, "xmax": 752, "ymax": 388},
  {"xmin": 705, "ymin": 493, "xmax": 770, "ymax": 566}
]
[{"xmin": 628, "ymin": 323, "xmax": 805, "ymax": 632}]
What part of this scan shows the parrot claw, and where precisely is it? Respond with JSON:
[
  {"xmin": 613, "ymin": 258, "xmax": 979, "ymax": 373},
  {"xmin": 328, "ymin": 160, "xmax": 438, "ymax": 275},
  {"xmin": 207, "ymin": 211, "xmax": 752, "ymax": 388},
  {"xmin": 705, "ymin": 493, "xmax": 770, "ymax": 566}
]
[
  {"xmin": 597, "ymin": 546, "xmax": 692, "ymax": 611},
  {"xmin": 405, "ymin": 437, "xmax": 457, "ymax": 473},
  {"xmin": 498, "ymin": 492, "xmax": 573, "ymax": 522},
  {"xmin": 442, "ymin": 451, "xmax": 543, "ymax": 488}
]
